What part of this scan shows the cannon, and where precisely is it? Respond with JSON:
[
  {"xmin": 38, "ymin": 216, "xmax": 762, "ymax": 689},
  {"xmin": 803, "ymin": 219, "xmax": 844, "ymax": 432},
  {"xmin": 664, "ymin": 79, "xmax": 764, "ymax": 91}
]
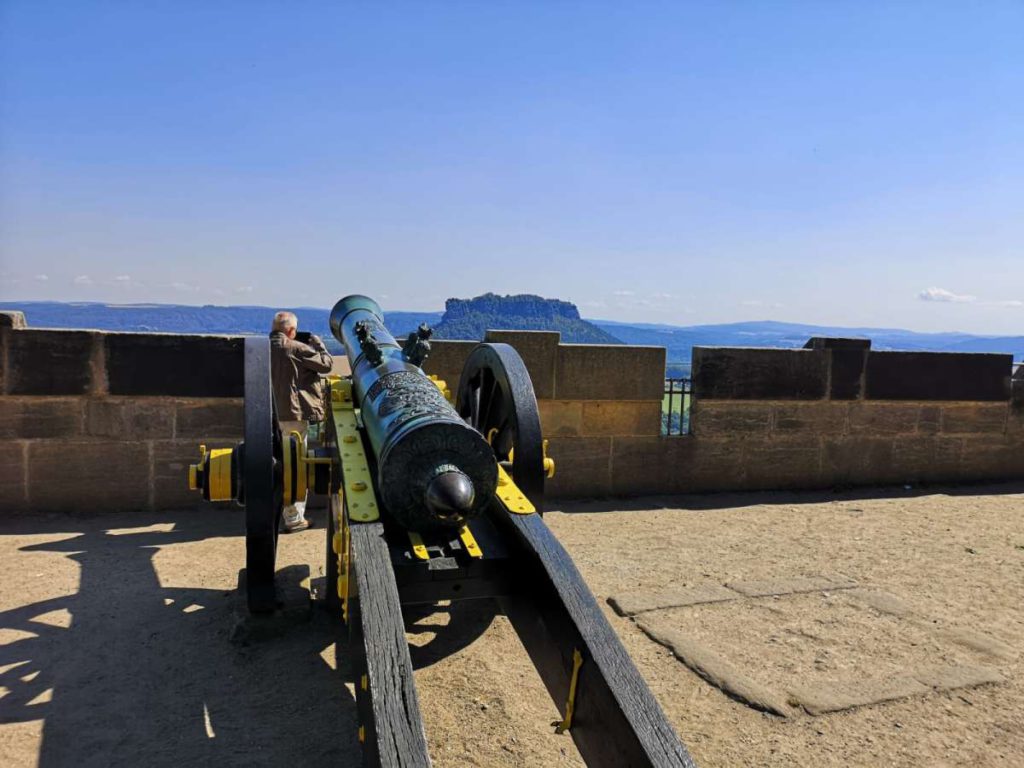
[{"xmin": 188, "ymin": 295, "xmax": 696, "ymax": 768}]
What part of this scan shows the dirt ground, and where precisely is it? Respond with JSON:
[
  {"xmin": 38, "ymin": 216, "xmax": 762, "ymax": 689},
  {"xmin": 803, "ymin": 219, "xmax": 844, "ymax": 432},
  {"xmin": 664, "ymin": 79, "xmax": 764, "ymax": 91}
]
[{"xmin": 1, "ymin": 483, "xmax": 1021, "ymax": 767}]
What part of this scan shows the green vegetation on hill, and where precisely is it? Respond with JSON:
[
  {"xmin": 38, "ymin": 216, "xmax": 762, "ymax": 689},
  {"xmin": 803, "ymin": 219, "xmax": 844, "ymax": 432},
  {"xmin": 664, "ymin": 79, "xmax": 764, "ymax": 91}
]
[{"xmin": 432, "ymin": 293, "xmax": 621, "ymax": 344}]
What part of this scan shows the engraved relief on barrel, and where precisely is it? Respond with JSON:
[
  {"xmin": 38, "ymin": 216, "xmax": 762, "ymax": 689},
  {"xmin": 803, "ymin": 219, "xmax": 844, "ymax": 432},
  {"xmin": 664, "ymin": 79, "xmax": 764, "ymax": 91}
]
[{"xmin": 330, "ymin": 295, "xmax": 497, "ymax": 531}]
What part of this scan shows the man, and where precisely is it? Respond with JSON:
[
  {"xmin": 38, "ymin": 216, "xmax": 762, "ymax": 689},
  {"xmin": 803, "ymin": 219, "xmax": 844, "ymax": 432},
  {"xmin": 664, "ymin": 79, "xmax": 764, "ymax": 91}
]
[{"xmin": 269, "ymin": 311, "xmax": 333, "ymax": 532}]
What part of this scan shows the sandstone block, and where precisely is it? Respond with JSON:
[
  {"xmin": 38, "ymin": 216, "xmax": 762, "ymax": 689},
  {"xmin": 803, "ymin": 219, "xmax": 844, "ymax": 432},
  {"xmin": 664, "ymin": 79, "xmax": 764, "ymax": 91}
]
[
  {"xmin": 6, "ymin": 329, "xmax": 99, "ymax": 395},
  {"xmin": 804, "ymin": 338, "xmax": 871, "ymax": 400},
  {"xmin": 691, "ymin": 401, "xmax": 771, "ymax": 437},
  {"xmin": 420, "ymin": 339, "xmax": 477, "ymax": 389},
  {"xmin": 890, "ymin": 437, "xmax": 962, "ymax": 483},
  {"xmin": 772, "ymin": 402, "xmax": 848, "ymax": 435},
  {"xmin": 175, "ymin": 400, "xmax": 244, "ymax": 438},
  {"xmin": 484, "ymin": 330, "xmax": 558, "ymax": 398},
  {"xmin": 0, "ymin": 442, "xmax": 28, "ymax": 512},
  {"xmin": 105, "ymin": 333, "xmax": 244, "ymax": 397},
  {"xmin": 638, "ymin": 619, "xmax": 791, "ymax": 717},
  {"xmin": 848, "ymin": 402, "xmax": 919, "ymax": 435},
  {"xmin": 0, "ymin": 397, "xmax": 83, "ymax": 439},
  {"xmin": 917, "ymin": 405, "xmax": 942, "ymax": 434},
  {"xmin": 153, "ymin": 439, "xmax": 231, "ymax": 509},
  {"xmin": 822, "ymin": 437, "xmax": 897, "ymax": 486},
  {"xmin": 726, "ymin": 573, "xmax": 856, "ymax": 597},
  {"xmin": 678, "ymin": 439, "xmax": 748, "ymax": 493},
  {"xmin": 912, "ymin": 664, "xmax": 1005, "ymax": 692},
  {"xmin": 692, "ymin": 347, "xmax": 827, "ymax": 400},
  {"xmin": 865, "ymin": 351, "xmax": 1012, "ymax": 401},
  {"xmin": 789, "ymin": 676, "xmax": 928, "ymax": 716},
  {"xmin": 581, "ymin": 400, "xmax": 661, "ymax": 437},
  {"xmin": 0, "ymin": 310, "xmax": 27, "ymax": 329},
  {"xmin": 608, "ymin": 583, "xmax": 738, "ymax": 616},
  {"xmin": 610, "ymin": 436, "xmax": 682, "ymax": 495},
  {"xmin": 85, "ymin": 398, "xmax": 175, "ymax": 439},
  {"xmin": 554, "ymin": 344, "xmax": 664, "ymax": 400},
  {"xmin": 742, "ymin": 438, "xmax": 823, "ymax": 490},
  {"xmin": 940, "ymin": 403, "xmax": 1008, "ymax": 434},
  {"xmin": 538, "ymin": 400, "xmax": 584, "ymax": 437},
  {"xmin": 27, "ymin": 440, "xmax": 150, "ymax": 512},
  {"xmin": 957, "ymin": 437, "xmax": 1024, "ymax": 481},
  {"xmin": 544, "ymin": 436, "xmax": 612, "ymax": 499}
]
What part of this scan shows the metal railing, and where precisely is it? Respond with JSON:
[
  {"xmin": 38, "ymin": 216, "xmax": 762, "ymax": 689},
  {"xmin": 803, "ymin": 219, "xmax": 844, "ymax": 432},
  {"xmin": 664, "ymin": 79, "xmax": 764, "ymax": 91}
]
[{"xmin": 662, "ymin": 378, "xmax": 692, "ymax": 436}]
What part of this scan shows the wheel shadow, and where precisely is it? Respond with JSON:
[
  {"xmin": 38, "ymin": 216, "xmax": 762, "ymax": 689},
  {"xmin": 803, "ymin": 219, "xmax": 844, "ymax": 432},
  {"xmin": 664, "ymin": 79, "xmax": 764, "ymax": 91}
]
[
  {"xmin": 0, "ymin": 511, "xmax": 360, "ymax": 768},
  {"xmin": 403, "ymin": 600, "xmax": 498, "ymax": 670}
]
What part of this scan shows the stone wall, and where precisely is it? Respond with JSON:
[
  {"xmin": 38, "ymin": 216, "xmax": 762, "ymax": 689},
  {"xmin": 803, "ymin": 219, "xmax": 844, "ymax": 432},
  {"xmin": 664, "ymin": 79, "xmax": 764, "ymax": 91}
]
[
  {"xmin": 675, "ymin": 339, "xmax": 1022, "ymax": 493},
  {"xmin": 427, "ymin": 334, "xmax": 1023, "ymax": 498},
  {"xmin": 422, "ymin": 331, "xmax": 666, "ymax": 499},
  {"xmin": 2, "ymin": 309, "xmax": 1021, "ymax": 513},
  {"xmin": 1, "ymin": 311, "xmax": 244, "ymax": 512}
]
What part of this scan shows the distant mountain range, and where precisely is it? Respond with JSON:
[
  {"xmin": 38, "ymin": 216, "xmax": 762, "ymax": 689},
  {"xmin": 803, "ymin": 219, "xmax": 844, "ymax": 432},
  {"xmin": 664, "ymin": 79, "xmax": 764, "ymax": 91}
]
[
  {"xmin": 591, "ymin": 319, "xmax": 1024, "ymax": 376},
  {"xmin": 3, "ymin": 300, "xmax": 1020, "ymax": 378}
]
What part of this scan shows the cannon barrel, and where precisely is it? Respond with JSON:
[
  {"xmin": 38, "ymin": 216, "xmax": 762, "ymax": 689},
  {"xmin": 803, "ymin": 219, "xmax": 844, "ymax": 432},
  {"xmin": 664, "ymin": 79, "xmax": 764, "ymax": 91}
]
[{"xmin": 329, "ymin": 295, "xmax": 497, "ymax": 531}]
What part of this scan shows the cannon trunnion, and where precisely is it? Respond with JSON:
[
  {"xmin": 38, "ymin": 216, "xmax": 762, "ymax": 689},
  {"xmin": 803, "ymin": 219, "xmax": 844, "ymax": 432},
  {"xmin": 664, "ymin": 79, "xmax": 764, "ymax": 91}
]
[{"xmin": 186, "ymin": 296, "xmax": 696, "ymax": 768}]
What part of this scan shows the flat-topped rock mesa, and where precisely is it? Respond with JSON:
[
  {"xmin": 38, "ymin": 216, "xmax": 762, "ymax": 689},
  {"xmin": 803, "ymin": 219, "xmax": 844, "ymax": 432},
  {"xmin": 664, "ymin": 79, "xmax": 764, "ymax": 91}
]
[{"xmin": 432, "ymin": 293, "xmax": 621, "ymax": 344}]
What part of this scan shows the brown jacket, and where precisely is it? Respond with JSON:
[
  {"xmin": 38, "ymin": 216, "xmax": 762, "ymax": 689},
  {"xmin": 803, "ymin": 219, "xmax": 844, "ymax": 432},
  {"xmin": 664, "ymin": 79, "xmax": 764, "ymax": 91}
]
[{"xmin": 270, "ymin": 331, "xmax": 334, "ymax": 421}]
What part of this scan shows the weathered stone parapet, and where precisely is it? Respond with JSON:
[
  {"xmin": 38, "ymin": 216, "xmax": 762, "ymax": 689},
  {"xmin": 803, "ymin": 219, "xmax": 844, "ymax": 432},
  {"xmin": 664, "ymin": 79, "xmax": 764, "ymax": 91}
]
[
  {"xmin": 693, "ymin": 347, "xmax": 829, "ymax": 400},
  {"xmin": 484, "ymin": 330, "xmax": 558, "ymax": 399},
  {"xmin": 545, "ymin": 436, "xmax": 612, "ymax": 498},
  {"xmin": 2, "ymin": 317, "xmax": 1021, "ymax": 509}
]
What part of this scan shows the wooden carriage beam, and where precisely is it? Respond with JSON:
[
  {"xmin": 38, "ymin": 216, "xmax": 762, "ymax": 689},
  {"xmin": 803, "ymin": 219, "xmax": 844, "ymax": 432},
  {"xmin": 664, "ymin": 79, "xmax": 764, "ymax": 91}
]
[{"xmin": 494, "ymin": 503, "xmax": 697, "ymax": 768}]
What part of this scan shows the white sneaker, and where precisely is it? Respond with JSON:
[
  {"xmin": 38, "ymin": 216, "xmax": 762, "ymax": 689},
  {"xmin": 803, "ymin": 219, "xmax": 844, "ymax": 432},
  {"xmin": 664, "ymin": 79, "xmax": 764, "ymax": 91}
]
[{"xmin": 282, "ymin": 504, "xmax": 309, "ymax": 533}]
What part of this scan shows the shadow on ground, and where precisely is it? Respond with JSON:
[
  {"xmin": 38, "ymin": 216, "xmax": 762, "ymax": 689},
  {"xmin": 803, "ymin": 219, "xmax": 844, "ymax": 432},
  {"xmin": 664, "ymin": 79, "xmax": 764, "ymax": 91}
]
[{"xmin": 0, "ymin": 511, "xmax": 360, "ymax": 768}]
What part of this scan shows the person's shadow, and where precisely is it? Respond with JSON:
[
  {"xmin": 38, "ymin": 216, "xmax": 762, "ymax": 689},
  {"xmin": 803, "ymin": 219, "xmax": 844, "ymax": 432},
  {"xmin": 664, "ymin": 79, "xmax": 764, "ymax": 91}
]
[{"xmin": 0, "ymin": 510, "xmax": 361, "ymax": 768}]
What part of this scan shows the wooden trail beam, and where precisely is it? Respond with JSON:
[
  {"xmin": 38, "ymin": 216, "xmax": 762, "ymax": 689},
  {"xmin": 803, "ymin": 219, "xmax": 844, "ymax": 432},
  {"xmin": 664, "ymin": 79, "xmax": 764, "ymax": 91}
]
[
  {"xmin": 495, "ymin": 505, "xmax": 697, "ymax": 768},
  {"xmin": 350, "ymin": 521, "xmax": 432, "ymax": 768}
]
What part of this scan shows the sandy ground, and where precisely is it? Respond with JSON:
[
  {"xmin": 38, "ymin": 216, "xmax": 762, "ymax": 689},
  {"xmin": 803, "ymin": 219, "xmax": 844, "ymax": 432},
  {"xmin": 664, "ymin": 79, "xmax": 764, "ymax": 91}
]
[{"xmin": 1, "ymin": 483, "xmax": 1021, "ymax": 767}]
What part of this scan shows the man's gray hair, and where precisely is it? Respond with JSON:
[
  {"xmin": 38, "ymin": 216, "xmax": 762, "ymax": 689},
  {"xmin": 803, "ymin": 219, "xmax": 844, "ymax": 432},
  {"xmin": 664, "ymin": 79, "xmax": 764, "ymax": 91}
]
[{"xmin": 272, "ymin": 311, "xmax": 298, "ymax": 333}]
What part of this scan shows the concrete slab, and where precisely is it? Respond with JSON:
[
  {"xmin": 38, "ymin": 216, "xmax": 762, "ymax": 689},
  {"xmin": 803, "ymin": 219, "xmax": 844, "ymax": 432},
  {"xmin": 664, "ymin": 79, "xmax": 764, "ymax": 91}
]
[
  {"xmin": 788, "ymin": 676, "xmax": 929, "ymax": 716},
  {"xmin": 726, "ymin": 574, "xmax": 857, "ymax": 598},
  {"xmin": 608, "ymin": 583, "xmax": 738, "ymax": 616},
  {"xmin": 934, "ymin": 627, "xmax": 1018, "ymax": 661},
  {"xmin": 637, "ymin": 618, "xmax": 791, "ymax": 717},
  {"xmin": 845, "ymin": 588, "xmax": 915, "ymax": 617},
  {"xmin": 912, "ymin": 664, "xmax": 1006, "ymax": 692}
]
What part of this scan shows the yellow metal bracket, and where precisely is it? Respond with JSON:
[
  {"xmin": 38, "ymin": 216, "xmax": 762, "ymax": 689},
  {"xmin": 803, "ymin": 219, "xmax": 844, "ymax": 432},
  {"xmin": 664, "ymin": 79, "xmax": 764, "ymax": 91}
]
[
  {"xmin": 553, "ymin": 649, "xmax": 584, "ymax": 734},
  {"xmin": 332, "ymin": 491, "xmax": 353, "ymax": 622},
  {"xmin": 458, "ymin": 525, "xmax": 483, "ymax": 558},
  {"xmin": 407, "ymin": 532, "xmax": 429, "ymax": 561},
  {"xmin": 330, "ymin": 379, "xmax": 380, "ymax": 523},
  {"xmin": 495, "ymin": 465, "xmax": 535, "ymax": 515}
]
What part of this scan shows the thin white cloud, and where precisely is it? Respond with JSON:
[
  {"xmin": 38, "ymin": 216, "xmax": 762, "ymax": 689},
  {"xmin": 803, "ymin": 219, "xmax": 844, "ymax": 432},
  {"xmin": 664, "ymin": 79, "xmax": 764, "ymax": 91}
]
[
  {"xmin": 741, "ymin": 299, "xmax": 784, "ymax": 309},
  {"xmin": 171, "ymin": 281, "xmax": 200, "ymax": 292},
  {"xmin": 919, "ymin": 287, "xmax": 976, "ymax": 303},
  {"xmin": 34, "ymin": 274, "xmax": 49, "ymax": 281},
  {"xmin": 989, "ymin": 299, "xmax": 1023, "ymax": 308},
  {"xmin": 114, "ymin": 275, "xmax": 131, "ymax": 282},
  {"xmin": 612, "ymin": 290, "xmax": 636, "ymax": 297},
  {"xmin": 235, "ymin": 285, "xmax": 254, "ymax": 294},
  {"xmin": 73, "ymin": 275, "xmax": 93, "ymax": 285}
]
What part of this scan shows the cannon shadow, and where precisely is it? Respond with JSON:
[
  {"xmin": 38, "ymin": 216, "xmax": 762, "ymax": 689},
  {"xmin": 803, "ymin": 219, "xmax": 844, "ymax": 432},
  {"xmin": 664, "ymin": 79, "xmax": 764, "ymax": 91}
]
[{"xmin": 0, "ymin": 510, "xmax": 361, "ymax": 768}]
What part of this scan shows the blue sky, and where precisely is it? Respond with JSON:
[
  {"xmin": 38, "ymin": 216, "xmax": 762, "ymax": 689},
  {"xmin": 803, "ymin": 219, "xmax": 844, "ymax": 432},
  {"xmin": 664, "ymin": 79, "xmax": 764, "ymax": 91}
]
[{"xmin": 1, "ymin": 1, "xmax": 1021, "ymax": 333}]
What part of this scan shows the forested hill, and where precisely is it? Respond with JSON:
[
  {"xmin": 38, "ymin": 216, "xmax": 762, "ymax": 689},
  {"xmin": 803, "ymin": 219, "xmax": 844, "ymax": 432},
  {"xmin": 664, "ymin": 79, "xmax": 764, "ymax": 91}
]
[{"xmin": 431, "ymin": 293, "xmax": 622, "ymax": 344}]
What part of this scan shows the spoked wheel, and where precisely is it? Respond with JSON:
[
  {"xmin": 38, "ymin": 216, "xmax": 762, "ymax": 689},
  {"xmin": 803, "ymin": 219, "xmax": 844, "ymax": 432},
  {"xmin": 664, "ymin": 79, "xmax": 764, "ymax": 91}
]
[
  {"xmin": 455, "ymin": 343, "xmax": 546, "ymax": 511},
  {"xmin": 242, "ymin": 337, "xmax": 282, "ymax": 613}
]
